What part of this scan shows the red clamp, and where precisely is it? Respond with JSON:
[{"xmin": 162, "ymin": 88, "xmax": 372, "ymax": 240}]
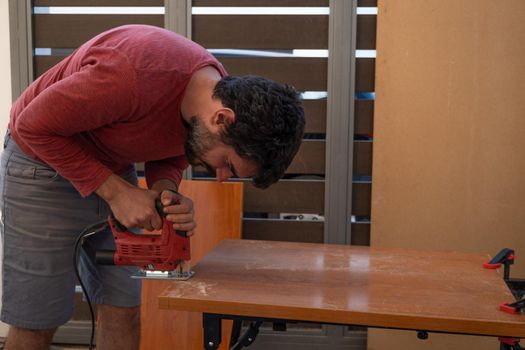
[
  {"xmin": 499, "ymin": 337, "xmax": 523, "ymax": 350},
  {"xmin": 483, "ymin": 248, "xmax": 514, "ymax": 269},
  {"xmin": 500, "ymin": 299, "xmax": 525, "ymax": 315}
]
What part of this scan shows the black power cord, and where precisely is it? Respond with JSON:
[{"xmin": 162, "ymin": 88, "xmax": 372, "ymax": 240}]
[{"xmin": 73, "ymin": 219, "xmax": 109, "ymax": 350}]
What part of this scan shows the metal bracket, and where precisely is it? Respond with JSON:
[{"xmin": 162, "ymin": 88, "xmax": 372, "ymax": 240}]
[
  {"xmin": 203, "ymin": 313, "xmax": 222, "ymax": 350},
  {"xmin": 203, "ymin": 314, "xmax": 264, "ymax": 350}
]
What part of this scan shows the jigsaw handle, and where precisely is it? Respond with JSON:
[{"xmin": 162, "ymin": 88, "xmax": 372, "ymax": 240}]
[
  {"xmin": 158, "ymin": 189, "xmax": 189, "ymax": 238},
  {"xmin": 111, "ymin": 193, "xmax": 188, "ymax": 237},
  {"xmin": 111, "ymin": 199, "xmax": 166, "ymax": 232},
  {"xmin": 108, "ymin": 200, "xmax": 164, "ymax": 233}
]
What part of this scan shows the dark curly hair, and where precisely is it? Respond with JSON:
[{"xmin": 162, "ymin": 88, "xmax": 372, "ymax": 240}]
[{"xmin": 213, "ymin": 75, "xmax": 305, "ymax": 188}]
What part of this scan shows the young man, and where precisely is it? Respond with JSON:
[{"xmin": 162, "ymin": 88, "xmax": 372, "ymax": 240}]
[{"xmin": 0, "ymin": 24, "xmax": 304, "ymax": 349}]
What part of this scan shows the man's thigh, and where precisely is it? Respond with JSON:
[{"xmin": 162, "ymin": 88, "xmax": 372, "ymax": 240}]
[{"xmin": 0, "ymin": 139, "xmax": 106, "ymax": 329}]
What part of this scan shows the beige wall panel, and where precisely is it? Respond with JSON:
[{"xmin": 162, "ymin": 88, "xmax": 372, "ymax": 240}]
[{"xmin": 370, "ymin": 0, "xmax": 525, "ymax": 349}]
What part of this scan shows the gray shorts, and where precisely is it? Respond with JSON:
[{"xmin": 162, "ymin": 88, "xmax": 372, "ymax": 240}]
[{"xmin": 0, "ymin": 133, "xmax": 141, "ymax": 330}]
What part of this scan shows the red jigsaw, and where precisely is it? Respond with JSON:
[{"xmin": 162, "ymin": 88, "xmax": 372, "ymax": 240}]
[{"xmin": 96, "ymin": 199, "xmax": 194, "ymax": 280}]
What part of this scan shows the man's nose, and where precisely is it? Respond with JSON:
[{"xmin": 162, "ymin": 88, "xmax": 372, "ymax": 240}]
[{"xmin": 216, "ymin": 167, "xmax": 233, "ymax": 182}]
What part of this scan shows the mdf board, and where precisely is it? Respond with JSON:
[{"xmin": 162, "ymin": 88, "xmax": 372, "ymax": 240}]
[
  {"xmin": 139, "ymin": 179, "xmax": 243, "ymax": 350},
  {"xmin": 369, "ymin": 1, "xmax": 525, "ymax": 350}
]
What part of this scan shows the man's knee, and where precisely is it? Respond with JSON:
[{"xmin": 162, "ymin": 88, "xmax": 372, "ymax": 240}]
[
  {"xmin": 96, "ymin": 305, "xmax": 140, "ymax": 350},
  {"xmin": 98, "ymin": 304, "xmax": 140, "ymax": 326},
  {"xmin": 5, "ymin": 326, "xmax": 57, "ymax": 350}
]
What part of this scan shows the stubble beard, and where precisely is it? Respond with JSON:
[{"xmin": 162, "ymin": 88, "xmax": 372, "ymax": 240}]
[{"xmin": 184, "ymin": 116, "xmax": 221, "ymax": 170}]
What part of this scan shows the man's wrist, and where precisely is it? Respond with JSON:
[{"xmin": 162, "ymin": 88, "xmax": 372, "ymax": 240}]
[
  {"xmin": 151, "ymin": 179, "xmax": 178, "ymax": 193},
  {"xmin": 95, "ymin": 173, "xmax": 131, "ymax": 202}
]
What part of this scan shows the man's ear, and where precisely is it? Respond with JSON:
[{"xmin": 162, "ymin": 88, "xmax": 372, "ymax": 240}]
[{"xmin": 212, "ymin": 107, "xmax": 235, "ymax": 128}]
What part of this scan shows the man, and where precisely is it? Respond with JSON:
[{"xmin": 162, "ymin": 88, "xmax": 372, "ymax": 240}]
[{"xmin": 0, "ymin": 24, "xmax": 304, "ymax": 349}]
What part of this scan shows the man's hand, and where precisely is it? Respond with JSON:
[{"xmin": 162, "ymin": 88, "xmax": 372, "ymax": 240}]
[
  {"xmin": 160, "ymin": 190, "xmax": 196, "ymax": 236},
  {"xmin": 96, "ymin": 174, "xmax": 162, "ymax": 231}
]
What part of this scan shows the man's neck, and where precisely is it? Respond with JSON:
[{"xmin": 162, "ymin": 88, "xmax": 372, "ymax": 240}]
[{"xmin": 180, "ymin": 66, "xmax": 222, "ymax": 123}]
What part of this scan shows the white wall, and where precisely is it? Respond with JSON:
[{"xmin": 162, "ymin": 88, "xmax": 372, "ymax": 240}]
[
  {"xmin": 1, "ymin": 0, "xmax": 11, "ymax": 134},
  {"xmin": 0, "ymin": 0, "xmax": 11, "ymax": 337}
]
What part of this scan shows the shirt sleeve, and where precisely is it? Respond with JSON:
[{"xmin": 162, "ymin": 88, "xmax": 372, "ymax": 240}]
[
  {"xmin": 144, "ymin": 156, "xmax": 189, "ymax": 189},
  {"xmin": 14, "ymin": 47, "xmax": 136, "ymax": 197}
]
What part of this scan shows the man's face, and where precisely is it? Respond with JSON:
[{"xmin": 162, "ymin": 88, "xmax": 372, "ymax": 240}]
[{"xmin": 185, "ymin": 117, "xmax": 259, "ymax": 182}]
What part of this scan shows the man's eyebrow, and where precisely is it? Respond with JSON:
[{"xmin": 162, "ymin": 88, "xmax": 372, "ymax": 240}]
[{"xmin": 227, "ymin": 158, "xmax": 239, "ymax": 178}]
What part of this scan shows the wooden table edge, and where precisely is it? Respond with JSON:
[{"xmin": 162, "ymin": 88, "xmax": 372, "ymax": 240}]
[{"xmin": 158, "ymin": 295, "xmax": 525, "ymax": 338}]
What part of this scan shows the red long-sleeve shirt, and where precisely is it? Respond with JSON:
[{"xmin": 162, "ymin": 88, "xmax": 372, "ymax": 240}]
[{"xmin": 9, "ymin": 25, "xmax": 226, "ymax": 197}]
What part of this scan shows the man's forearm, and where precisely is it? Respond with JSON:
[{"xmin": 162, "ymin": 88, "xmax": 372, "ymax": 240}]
[{"xmin": 95, "ymin": 173, "xmax": 133, "ymax": 203}]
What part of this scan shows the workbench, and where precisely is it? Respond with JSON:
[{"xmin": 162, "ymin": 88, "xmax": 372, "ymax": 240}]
[{"xmin": 158, "ymin": 239, "xmax": 525, "ymax": 349}]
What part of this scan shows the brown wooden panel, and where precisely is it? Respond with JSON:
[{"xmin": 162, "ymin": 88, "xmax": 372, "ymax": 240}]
[
  {"xmin": 357, "ymin": 15, "xmax": 376, "ymax": 50},
  {"xmin": 193, "ymin": 15, "xmax": 328, "ymax": 49},
  {"xmin": 140, "ymin": 179, "xmax": 242, "ymax": 350},
  {"xmin": 303, "ymin": 99, "xmax": 326, "ymax": 134},
  {"xmin": 352, "ymin": 182, "xmax": 371, "ymax": 216},
  {"xmin": 287, "ymin": 140, "xmax": 325, "ymax": 174},
  {"xmin": 358, "ymin": 0, "xmax": 377, "ymax": 6},
  {"xmin": 35, "ymin": 55, "xmax": 64, "ymax": 77},
  {"xmin": 219, "ymin": 57, "xmax": 327, "ymax": 91},
  {"xmin": 244, "ymin": 179, "xmax": 324, "ymax": 214},
  {"xmin": 34, "ymin": 14, "xmax": 163, "ymax": 48},
  {"xmin": 356, "ymin": 58, "xmax": 375, "ymax": 92},
  {"xmin": 354, "ymin": 141, "xmax": 372, "ymax": 176},
  {"xmin": 34, "ymin": 0, "xmax": 163, "ymax": 5},
  {"xmin": 242, "ymin": 219, "xmax": 324, "ymax": 243},
  {"xmin": 355, "ymin": 100, "xmax": 374, "ymax": 135},
  {"xmin": 194, "ymin": 0, "xmax": 328, "ymax": 5},
  {"xmin": 350, "ymin": 223, "xmax": 370, "ymax": 246}
]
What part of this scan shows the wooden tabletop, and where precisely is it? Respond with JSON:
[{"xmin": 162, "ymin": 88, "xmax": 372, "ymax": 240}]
[{"xmin": 159, "ymin": 239, "xmax": 525, "ymax": 338}]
